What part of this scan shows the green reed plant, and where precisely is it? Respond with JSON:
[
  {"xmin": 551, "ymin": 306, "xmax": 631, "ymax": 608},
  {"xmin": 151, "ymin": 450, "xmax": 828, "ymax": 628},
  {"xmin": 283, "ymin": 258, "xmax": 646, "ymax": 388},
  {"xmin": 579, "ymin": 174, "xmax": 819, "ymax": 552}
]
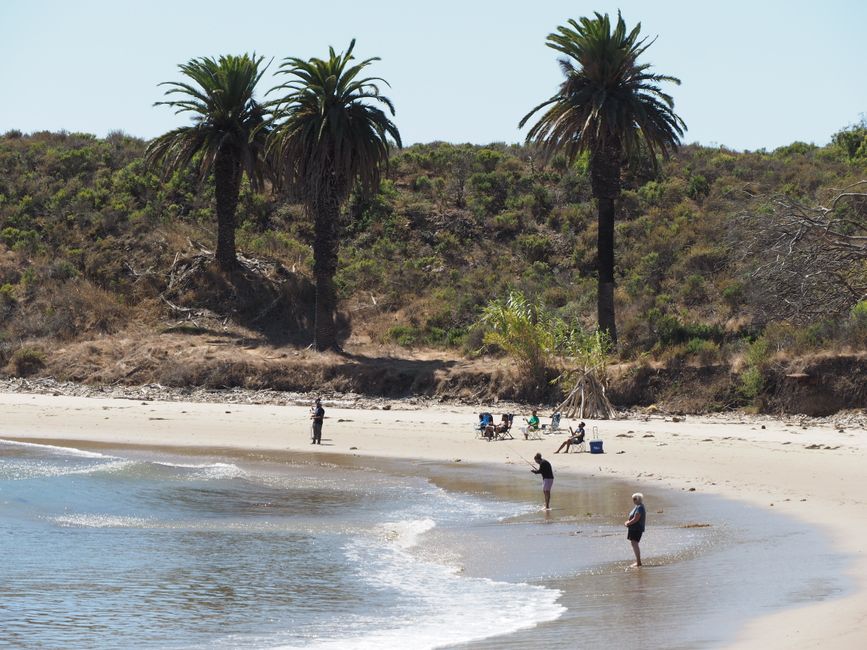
[{"xmin": 477, "ymin": 290, "xmax": 557, "ymax": 387}]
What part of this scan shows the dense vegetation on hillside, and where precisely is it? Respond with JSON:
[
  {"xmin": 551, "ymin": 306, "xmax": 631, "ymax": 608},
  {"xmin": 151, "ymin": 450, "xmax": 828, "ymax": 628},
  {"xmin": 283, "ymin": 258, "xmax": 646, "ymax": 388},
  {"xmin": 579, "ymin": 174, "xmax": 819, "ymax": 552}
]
[{"xmin": 0, "ymin": 125, "xmax": 865, "ymax": 400}]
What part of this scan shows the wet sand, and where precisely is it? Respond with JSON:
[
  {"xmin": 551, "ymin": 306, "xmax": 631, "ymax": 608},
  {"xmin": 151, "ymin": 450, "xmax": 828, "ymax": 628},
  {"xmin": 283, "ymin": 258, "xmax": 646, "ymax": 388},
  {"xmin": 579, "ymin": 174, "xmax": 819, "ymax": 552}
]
[
  {"xmin": 1, "ymin": 391, "xmax": 865, "ymax": 648},
  {"xmin": 397, "ymin": 459, "xmax": 848, "ymax": 648}
]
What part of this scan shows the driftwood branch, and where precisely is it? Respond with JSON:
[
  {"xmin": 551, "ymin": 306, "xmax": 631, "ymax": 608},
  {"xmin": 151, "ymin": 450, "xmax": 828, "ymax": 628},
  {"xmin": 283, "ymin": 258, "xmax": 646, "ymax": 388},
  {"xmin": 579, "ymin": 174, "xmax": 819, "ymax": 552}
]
[
  {"xmin": 555, "ymin": 366, "xmax": 616, "ymax": 419},
  {"xmin": 734, "ymin": 181, "xmax": 867, "ymax": 323}
]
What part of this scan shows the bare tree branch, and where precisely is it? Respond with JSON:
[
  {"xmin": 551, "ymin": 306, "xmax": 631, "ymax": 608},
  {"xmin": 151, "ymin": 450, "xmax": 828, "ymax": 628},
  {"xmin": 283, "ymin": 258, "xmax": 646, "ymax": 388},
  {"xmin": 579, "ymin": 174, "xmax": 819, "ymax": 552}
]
[{"xmin": 733, "ymin": 181, "xmax": 867, "ymax": 324}]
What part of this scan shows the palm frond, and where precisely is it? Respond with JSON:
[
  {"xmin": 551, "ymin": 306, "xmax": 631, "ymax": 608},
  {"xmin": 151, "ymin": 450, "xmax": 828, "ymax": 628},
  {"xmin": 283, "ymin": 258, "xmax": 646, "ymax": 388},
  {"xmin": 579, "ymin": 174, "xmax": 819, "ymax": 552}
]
[
  {"xmin": 146, "ymin": 53, "xmax": 273, "ymax": 190},
  {"xmin": 520, "ymin": 11, "xmax": 685, "ymax": 168},
  {"xmin": 268, "ymin": 41, "xmax": 401, "ymax": 203}
]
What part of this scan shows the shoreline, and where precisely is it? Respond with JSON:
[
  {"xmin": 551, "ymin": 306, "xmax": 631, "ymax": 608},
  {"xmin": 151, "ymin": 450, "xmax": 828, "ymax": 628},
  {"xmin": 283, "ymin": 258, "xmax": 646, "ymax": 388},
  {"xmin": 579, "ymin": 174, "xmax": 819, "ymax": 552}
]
[{"xmin": 2, "ymin": 390, "xmax": 865, "ymax": 648}]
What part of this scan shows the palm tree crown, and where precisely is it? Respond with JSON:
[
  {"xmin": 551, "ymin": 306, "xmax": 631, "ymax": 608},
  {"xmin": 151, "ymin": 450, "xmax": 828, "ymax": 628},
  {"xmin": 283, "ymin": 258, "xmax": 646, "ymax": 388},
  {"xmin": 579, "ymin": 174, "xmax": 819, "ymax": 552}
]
[
  {"xmin": 520, "ymin": 12, "xmax": 685, "ymax": 178},
  {"xmin": 268, "ymin": 39, "xmax": 401, "ymax": 201},
  {"xmin": 268, "ymin": 40, "xmax": 400, "ymax": 351},
  {"xmin": 146, "ymin": 54, "xmax": 271, "ymax": 269}
]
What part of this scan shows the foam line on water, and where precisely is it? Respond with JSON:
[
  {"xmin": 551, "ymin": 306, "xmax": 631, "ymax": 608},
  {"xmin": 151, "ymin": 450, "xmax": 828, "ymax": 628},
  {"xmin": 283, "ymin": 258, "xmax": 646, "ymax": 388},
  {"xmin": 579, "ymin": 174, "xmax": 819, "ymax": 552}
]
[
  {"xmin": 0, "ymin": 458, "xmax": 134, "ymax": 480},
  {"xmin": 405, "ymin": 479, "xmax": 537, "ymax": 524},
  {"xmin": 380, "ymin": 517, "xmax": 436, "ymax": 549},
  {"xmin": 51, "ymin": 513, "xmax": 156, "ymax": 528},
  {"xmin": 0, "ymin": 438, "xmax": 111, "ymax": 458},
  {"xmin": 151, "ymin": 461, "xmax": 246, "ymax": 479},
  {"xmin": 268, "ymin": 517, "xmax": 566, "ymax": 650}
]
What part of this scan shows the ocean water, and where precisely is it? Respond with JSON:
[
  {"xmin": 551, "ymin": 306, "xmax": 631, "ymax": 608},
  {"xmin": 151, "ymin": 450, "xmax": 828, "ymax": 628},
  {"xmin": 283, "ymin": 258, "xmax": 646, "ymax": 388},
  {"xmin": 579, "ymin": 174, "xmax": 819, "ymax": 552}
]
[
  {"xmin": 0, "ymin": 439, "xmax": 850, "ymax": 649},
  {"xmin": 0, "ymin": 440, "xmax": 564, "ymax": 649}
]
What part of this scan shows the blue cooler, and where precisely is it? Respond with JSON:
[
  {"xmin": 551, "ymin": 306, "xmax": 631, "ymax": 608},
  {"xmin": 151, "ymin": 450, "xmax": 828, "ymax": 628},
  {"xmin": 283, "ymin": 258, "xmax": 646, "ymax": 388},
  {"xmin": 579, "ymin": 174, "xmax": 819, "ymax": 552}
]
[{"xmin": 589, "ymin": 440, "xmax": 604, "ymax": 454}]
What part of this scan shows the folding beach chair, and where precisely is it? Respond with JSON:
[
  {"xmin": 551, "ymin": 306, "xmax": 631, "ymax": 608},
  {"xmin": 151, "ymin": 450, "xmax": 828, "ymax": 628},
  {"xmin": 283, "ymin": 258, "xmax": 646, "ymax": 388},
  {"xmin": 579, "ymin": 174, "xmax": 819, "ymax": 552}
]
[
  {"xmin": 521, "ymin": 417, "xmax": 543, "ymax": 440},
  {"xmin": 541, "ymin": 412, "xmax": 562, "ymax": 433},
  {"xmin": 567, "ymin": 427, "xmax": 586, "ymax": 453},
  {"xmin": 475, "ymin": 412, "xmax": 494, "ymax": 439},
  {"xmin": 492, "ymin": 414, "xmax": 514, "ymax": 440}
]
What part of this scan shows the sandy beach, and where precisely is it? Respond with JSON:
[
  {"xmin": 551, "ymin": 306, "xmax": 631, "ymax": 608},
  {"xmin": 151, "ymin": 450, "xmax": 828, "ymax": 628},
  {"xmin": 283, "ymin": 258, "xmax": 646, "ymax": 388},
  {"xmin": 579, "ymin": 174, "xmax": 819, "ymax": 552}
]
[{"xmin": 2, "ymin": 390, "xmax": 865, "ymax": 648}]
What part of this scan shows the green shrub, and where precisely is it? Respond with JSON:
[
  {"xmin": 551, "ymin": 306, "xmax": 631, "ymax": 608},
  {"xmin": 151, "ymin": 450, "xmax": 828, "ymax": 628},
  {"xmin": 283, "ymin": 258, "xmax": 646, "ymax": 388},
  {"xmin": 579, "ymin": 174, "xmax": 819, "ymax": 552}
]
[
  {"xmin": 831, "ymin": 120, "xmax": 867, "ymax": 161},
  {"xmin": 492, "ymin": 210, "xmax": 520, "ymax": 235},
  {"xmin": 638, "ymin": 180, "xmax": 663, "ymax": 206},
  {"xmin": 681, "ymin": 274, "xmax": 707, "ymax": 304},
  {"xmin": 0, "ymin": 283, "xmax": 16, "ymax": 304},
  {"xmin": 647, "ymin": 309, "xmax": 723, "ymax": 346},
  {"xmin": 845, "ymin": 300, "xmax": 867, "ymax": 347},
  {"xmin": 745, "ymin": 337, "xmax": 771, "ymax": 367},
  {"xmin": 425, "ymin": 326, "xmax": 465, "ymax": 347},
  {"xmin": 476, "ymin": 148, "xmax": 503, "ymax": 172},
  {"xmin": 721, "ymin": 281, "xmax": 745, "ymax": 311},
  {"xmin": 434, "ymin": 231, "xmax": 462, "ymax": 255},
  {"xmin": 516, "ymin": 234, "xmax": 551, "ymax": 263},
  {"xmin": 686, "ymin": 174, "xmax": 710, "ymax": 201},
  {"xmin": 386, "ymin": 325, "xmax": 419, "ymax": 347},
  {"xmin": 738, "ymin": 366, "xmax": 764, "ymax": 400},
  {"xmin": 0, "ymin": 227, "xmax": 42, "ymax": 254},
  {"xmin": 11, "ymin": 346, "xmax": 45, "ymax": 376},
  {"xmin": 685, "ymin": 337, "xmax": 720, "ymax": 363},
  {"xmin": 681, "ymin": 245, "xmax": 727, "ymax": 274},
  {"xmin": 412, "ymin": 175, "xmax": 433, "ymax": 192},
  {"xmin": 542, "ymin": 286, "xmax": 569, "ymax": 308},
  {"xmin": 773, "ymin": 141, "xmax": 817, "ymax": 158},
  {"xmin": 335, "ymin": 258, "xmax": 383, "ymax": 294},
  {"xmin": 47, "ymin": 260, "xmax": 78, "ymax": 281},
  {"xmin": 244, "ymin": 231, "xmax": 312, "ymax": 267}
]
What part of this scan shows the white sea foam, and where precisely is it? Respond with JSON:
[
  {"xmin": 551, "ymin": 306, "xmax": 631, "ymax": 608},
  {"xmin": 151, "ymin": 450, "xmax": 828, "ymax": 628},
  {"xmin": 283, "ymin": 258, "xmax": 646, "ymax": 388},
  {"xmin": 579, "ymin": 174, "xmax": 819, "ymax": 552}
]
[
  {"xmin": 0, "ymin": 458, "xmax": 133, "ymax": 480},
  {"xmin": 152, "ymin": 461, "xmax": 227, "ymax": 469},
  {"xmin": 152, "ymin": 460, "xmax": 246, "ymax": 479},
  {"xmin": 51, "ymin": 513, "xmax": 154, "ymax": 528},
  {"xmin": 378, "ymin": 517, "xmax": 436, "ymax": 549},
  {"xmin": 274, "ymin": 585, "xmax": 564, "ymax": 650},
  {"xmin": 0, "ymin": 438, "xmax": 110, "ymax": 458},
  {"xmin": 410, "ymin": 480, "xmax": 537, "ymax": 522},
  {"xmin": 267, "ymin": 517, "xmax": 565, "ymax": 650},
  {"xmin": 191, "ymin": 462, "xmax": 246, "ymax": 480}
]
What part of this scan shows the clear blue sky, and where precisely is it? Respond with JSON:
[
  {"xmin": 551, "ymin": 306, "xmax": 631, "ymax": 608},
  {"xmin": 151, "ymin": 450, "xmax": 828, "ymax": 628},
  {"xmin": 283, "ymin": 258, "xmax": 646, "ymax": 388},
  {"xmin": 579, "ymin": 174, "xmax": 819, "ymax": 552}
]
[{"xmin": 2, "ymin": 0, "xmax": 865, "ymax": 151}]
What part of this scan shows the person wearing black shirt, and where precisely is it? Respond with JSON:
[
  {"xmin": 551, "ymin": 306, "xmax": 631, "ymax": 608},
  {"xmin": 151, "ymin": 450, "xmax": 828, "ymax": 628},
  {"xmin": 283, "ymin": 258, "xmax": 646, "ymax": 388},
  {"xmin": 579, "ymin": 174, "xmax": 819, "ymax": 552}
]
[
  {"xmin": 531, "ymin": 453, "xmax": 554, "ymax": 509},
  {"xmin": 310, "ymin": 397, "xmax": 325, "ymax": 444}
]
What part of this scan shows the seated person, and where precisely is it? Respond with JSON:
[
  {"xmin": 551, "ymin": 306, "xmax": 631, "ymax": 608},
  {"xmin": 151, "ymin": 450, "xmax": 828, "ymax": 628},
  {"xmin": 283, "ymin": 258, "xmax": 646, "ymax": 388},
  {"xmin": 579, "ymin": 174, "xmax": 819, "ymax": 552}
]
[
  {"xmin": 484, "ymin": 414, "xmax": 511, "ymax": 440},
  {"xmin": 479, "ymin": 412, "xmax": 495, "ymax": 439},
  {"xmin": 523, "ymin": 409, "xmax": 540, "ymax": 440},
  {"xmin": 491, "ymin": 413, "xmax": 512, "ymax": 437},
  {"xmin": 554, "ymin": 422, "xmax": 586, "ymax": 453}
]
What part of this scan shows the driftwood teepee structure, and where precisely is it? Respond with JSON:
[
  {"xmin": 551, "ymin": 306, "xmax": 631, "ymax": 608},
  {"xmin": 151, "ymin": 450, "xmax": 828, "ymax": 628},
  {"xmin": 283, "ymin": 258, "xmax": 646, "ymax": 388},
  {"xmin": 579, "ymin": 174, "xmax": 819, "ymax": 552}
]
[
  {"xmin": 555, "ymin": 367, "xmax": 616, "ymax": 419},
  {"xmin": 554, "ymin": 330, "xmax": 616, "ymax": 419}
]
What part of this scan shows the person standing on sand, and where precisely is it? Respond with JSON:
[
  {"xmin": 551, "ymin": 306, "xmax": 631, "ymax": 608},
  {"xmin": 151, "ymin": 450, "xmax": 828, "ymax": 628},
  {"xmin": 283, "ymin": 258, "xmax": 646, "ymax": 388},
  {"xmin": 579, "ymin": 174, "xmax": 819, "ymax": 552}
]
[
  {"xmin": 531, "ymin": 453, "xmax": 553, "ymax": 509},
  {"xmin": 310, "ymin": 397, "xmax": 325, "ymax": 445},
  {"xmin": 625, "ymin": 492, "xmax": 646, "ymax": 566}
]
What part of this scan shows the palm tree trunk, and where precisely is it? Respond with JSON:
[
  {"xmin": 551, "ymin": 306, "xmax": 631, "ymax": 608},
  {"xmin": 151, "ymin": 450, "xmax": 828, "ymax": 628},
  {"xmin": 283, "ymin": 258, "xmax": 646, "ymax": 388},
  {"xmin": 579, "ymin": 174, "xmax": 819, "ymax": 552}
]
[
  {"xmin": 596, "ymin": 195, "xmax": 617, "ymax": 344},
  {"xmin": 213, "ymin": 148, "xmax": 242, "ymax": 271},
  {"xmin": 312, "ymin": 190, "xmax": 341, "ymax": 351},
  {"xmin": 590, "ymin": 144, "xmax": 622, "ymax": 345}
]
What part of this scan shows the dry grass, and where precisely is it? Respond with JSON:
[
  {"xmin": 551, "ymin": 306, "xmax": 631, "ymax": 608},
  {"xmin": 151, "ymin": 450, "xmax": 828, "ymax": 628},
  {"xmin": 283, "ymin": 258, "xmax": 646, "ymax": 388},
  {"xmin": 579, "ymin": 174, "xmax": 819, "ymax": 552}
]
[{"xmin": 11, "ymin": 279, "xmax": 127, "ymax": 341}]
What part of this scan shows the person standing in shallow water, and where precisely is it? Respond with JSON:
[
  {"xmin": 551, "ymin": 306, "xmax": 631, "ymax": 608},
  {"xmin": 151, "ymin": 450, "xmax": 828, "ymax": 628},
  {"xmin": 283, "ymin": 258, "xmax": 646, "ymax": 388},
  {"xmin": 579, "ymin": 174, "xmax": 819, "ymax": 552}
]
[
  {"xmin": 625, "ymin": 492, "xmax": 646, "ymax": 567},
  {"xmin": 531, "ymin": 453, "xmax": 553, "ymax": 509},
  {"xmin": 310, "ymin": 397, "xmax": 325, "ymax": 444}
]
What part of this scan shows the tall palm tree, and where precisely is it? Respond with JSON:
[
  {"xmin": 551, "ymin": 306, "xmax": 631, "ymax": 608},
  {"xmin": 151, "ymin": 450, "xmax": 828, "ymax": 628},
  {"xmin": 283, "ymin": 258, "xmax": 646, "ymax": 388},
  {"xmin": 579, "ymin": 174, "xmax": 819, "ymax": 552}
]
[
  {"xmin": 269, "ymin": 40, "xmax": 400, "ymax": 351},
  {"xmin": 146, "ymin": 54, "xmax": 271, "ymax": 271},
  {"xmin": 520, "ymin": 12, "xmax": 685, "ymax": 344}
]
